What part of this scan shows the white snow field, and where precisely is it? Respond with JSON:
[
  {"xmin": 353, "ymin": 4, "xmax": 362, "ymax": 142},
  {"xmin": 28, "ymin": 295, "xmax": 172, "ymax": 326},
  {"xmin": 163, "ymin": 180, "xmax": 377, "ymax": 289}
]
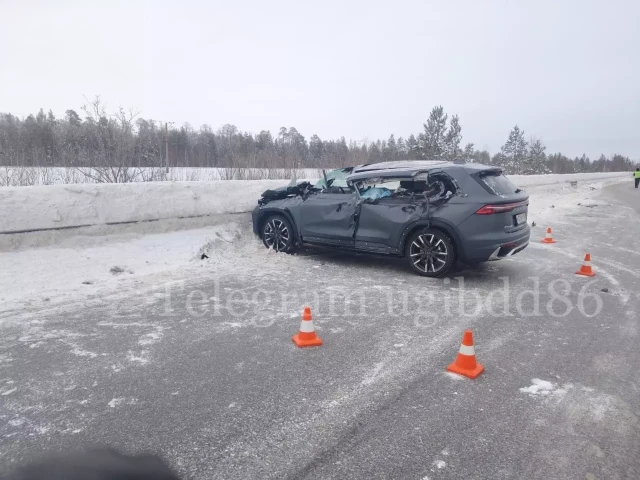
[
  {"xmin": 0, "ymin": 166, "xmax": 323, "ymax": 187},
  {"xmin": 0, "ymin": 172, "xmax": 629, "ymax": 317}
]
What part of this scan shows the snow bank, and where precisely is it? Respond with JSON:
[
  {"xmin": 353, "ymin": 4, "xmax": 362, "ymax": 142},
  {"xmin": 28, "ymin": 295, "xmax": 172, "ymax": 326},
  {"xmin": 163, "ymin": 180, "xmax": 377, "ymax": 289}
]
[{"xmin": 0, "ymin": 180, "xmax": 289, "ymax": 234}]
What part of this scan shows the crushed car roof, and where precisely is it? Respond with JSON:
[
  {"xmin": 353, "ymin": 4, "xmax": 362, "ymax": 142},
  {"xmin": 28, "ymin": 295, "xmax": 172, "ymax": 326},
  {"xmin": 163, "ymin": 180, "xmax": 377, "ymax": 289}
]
[
  {"xmin": 346, "ymin": 160, "xmax": 498, "ymax": 182},
  {"xmin": 352, "ymin": 160, "xmax": 449, "ymax": 173}
]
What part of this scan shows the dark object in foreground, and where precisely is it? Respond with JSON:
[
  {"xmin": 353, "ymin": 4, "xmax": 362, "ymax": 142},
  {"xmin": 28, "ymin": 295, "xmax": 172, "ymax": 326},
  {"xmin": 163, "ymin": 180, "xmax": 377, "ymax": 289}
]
[
  {"xmin": 2, "ymin": 448, "xmax": 181, "ymax": 480},
  {"xmin": 252, "ymin": 161, "xmax": 530, "ymax": 277}
]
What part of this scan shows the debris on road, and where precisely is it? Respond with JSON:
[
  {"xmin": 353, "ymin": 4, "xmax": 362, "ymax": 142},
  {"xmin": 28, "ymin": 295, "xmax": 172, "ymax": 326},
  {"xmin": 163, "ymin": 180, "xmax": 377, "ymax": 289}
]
[{"xmin": 109, "ymin": 265, "xmax": 133, "ymax": 275}]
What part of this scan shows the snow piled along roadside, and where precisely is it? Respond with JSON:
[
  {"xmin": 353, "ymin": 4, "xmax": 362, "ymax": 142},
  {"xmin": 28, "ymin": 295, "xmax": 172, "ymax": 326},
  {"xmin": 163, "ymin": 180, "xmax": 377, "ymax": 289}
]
[{"xmin": 0, "ymin": 180, "xmax": 289, "ymax": 234}]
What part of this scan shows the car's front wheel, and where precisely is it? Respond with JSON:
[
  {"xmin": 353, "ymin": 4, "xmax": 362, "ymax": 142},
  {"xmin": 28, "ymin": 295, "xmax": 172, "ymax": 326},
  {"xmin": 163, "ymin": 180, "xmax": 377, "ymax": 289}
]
[
  {"xmin": 406, "ymin": 228, "xmax": 455, "ymax": 277},
  {"xmin": 261, "ymin": 215, "xmax": 295, "ymax": 253}
]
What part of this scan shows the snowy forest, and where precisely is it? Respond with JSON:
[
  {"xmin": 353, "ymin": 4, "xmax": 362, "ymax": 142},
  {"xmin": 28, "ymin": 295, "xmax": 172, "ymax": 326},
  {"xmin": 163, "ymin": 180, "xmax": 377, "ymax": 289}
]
[{"xmin": 0, "ymin": 98, "xmax": 635, "ymax": 181}]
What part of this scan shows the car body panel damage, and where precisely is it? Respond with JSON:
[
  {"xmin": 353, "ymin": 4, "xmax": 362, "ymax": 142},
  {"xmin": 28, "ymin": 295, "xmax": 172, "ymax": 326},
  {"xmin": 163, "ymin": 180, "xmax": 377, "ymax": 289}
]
[{"xmin": 252, "ymin": 160, "xmax": 530, "ymax": 276}]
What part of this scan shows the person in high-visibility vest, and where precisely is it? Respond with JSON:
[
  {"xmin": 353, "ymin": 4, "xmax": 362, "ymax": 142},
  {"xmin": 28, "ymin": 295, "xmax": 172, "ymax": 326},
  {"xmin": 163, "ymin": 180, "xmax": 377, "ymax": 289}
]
[{"xmin": 635, "ymin": 167, "xmax": 640, "ymax": 189}]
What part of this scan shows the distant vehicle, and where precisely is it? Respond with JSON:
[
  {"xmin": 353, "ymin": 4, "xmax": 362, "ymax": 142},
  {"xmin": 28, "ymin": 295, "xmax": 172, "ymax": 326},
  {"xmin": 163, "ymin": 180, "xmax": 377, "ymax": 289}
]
[{"xmin": 251, "ymin": 161, "xmax": 530, "ymax": 277}]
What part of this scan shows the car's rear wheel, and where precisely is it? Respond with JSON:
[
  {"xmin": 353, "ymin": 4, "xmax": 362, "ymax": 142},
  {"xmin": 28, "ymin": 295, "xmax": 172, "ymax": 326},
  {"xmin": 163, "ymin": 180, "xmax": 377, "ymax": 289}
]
[
  {"xmin": 406, "ymin": 228, "xmax": 454, "ymax": 277},
  {"xmin": 261, "ymin": 215, "xmax": 295, "ymax": 253}
]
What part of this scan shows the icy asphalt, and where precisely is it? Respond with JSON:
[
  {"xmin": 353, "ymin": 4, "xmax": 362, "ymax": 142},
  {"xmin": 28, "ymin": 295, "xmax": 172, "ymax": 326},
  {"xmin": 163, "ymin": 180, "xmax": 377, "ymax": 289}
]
[{"xmin": 1, "ymin": 182, "xmax": 639, "ymax": 480}]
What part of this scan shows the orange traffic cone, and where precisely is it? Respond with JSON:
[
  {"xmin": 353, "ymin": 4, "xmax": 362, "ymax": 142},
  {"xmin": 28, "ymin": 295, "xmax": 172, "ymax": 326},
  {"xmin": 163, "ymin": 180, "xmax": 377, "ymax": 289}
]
[
  {"xmin": 576, "ymin": 253, "xmax": 596, "ymax": 277},
  {"xmin": 292, "ymin": 307, "xmax": 323, "ymax": 347},
  {"xmin": 446, "ymin": 330, "xmax": 484, "ymax": 379},
  {"xmin": 541, "ymin": 227, "xmax": 556, "ymax": 244}
]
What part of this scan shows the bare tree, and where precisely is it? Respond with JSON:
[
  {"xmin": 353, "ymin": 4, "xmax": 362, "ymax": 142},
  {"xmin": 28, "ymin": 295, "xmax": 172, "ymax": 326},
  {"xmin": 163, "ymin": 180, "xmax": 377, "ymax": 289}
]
[{"xmin": 74, "ymin": 97, "xmax": 150, "ymax": 183}]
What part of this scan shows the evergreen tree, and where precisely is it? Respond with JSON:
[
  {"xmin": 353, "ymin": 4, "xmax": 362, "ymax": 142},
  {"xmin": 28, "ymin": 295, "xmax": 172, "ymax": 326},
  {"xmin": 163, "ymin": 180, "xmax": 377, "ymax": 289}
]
[
  {"xmin": 500, "ymin": 125, "xmax": 528, "ymax": 174},
  {"xmin": 491, "ymin": 152, "xmax": 506, "ymax": 168},
  {"xmin": 406, "ymin": 134, "xmax": 419, "ymax": 158},
  {"xmin": 384, "ymin": 134, "xmax": 397, "ymax": 161},
  {"xmin": 548, "ymin": 153, "xmax": 573, "ymax": 173},
  {"xmin": 463, "ymin": 143, "xmax": 475, "ymax": 158},
  {"xmin": 368, "ymin": 141, "xmax": 382, "ymax": 163},
  {"xmin": 255, "ymin": 130, "xmax": 274, "ymax": 151},
  {"xmin": 418, "ymin": 106, "xmax": 448, "ymax": 158},
  {"xmin": 473, "ymin": 150, "xmax": 491, "ymax": 165},
  {"xmin": 443, "ymin": 115, "xmax": 462, "ymax": 160},
  {"xmin": 309, "ymin": 134, "xmax": 323, "ymax": 166},
  {"xmin": 65, "ymin": 109, "xmax": 82, "ymax": 126},
  {"xmin": 576, "ymin": 154, "xmax": 590, "ymax": 173},
  {"xmin": 396, "ymin": 137, "xmax": 407, "ymax": 158},
  {"xmin": 525, "ymin": 138, "xmax": 549, "ymax": 174}
]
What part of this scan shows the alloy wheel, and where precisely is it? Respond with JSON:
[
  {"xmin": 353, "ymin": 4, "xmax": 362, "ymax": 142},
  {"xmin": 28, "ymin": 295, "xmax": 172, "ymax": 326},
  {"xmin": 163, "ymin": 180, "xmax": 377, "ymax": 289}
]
[
  {"xmin": 409, "ymin": 233, "xmax": 449, "ymax": 274},
  {"xmin": 263, "ymin": 218, "xmax": 291, "ymax": 252}
]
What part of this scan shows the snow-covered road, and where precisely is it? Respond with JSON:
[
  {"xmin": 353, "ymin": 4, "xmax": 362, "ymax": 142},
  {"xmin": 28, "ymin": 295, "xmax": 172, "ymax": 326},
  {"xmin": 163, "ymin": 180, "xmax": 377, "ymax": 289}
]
[{"xmin": 1, "ymin": 178, "xmax": 639, "ymax": 479}]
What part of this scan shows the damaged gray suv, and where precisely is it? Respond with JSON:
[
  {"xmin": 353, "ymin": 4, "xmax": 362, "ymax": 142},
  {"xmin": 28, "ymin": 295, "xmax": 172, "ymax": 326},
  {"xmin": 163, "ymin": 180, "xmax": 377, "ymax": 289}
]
[{"xmin": 251, "ymin": 161, "xmax": 530, "ymax": 277}]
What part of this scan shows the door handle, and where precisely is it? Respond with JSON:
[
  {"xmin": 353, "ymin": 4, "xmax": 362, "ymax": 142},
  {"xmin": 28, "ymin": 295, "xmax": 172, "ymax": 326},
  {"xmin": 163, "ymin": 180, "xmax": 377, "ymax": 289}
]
[
  {"xmin": 336, "ymin": 203, "xmax": 343, "ymax": 212},
  {"xmin": 402, "ymin": 205, "xmax": 416, "ymax": 213}
]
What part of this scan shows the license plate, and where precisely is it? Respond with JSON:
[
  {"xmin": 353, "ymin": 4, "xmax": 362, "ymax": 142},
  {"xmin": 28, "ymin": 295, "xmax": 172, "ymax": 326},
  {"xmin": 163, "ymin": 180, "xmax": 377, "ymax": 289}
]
[{"xmin": 515, "ymin": 213, "xmax": 527, "ymax": 225}]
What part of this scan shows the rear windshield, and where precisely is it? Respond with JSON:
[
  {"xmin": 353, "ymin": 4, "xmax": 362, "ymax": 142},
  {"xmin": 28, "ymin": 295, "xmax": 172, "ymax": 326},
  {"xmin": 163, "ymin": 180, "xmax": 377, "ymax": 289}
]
[{"xmin": 478, "ymin": 173, "xmax": 519, "ymax": 195}]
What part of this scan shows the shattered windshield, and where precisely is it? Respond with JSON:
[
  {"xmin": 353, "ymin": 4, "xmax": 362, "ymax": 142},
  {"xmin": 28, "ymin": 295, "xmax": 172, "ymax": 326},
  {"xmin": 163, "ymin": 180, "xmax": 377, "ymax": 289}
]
[{"xmin": 315, "ymin": 168, "xmax": 351, "ymax": 189}]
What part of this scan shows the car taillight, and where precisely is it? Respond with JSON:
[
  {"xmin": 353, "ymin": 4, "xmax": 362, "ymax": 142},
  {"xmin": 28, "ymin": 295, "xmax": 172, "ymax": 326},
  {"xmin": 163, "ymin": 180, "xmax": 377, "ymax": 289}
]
[{"xmin": 475, "ymin": 202, "xmax": 526, "ymax": 215}]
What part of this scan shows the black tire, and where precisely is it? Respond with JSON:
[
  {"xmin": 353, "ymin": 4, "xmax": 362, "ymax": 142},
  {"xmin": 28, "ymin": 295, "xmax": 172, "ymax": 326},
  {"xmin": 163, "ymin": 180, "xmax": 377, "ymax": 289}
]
[
  {"xmin": 261, "ymin": 215, "xmax": 295, "ymax": 253},
  {"xmin": 406, "ymin": 228, "xmax": 455, "ymax": 277}
]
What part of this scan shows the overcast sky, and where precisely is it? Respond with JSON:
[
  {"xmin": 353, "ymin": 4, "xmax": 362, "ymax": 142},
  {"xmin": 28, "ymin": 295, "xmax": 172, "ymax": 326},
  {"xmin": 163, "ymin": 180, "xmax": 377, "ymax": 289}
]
[{"xmin": 1, "ymin": 0, "xmax": 639, "ymax": 159}]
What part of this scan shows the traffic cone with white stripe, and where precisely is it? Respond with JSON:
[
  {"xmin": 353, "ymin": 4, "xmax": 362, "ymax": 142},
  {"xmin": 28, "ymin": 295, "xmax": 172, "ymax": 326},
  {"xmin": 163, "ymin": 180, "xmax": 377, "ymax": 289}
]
[
  {"xmin": 292, "ymin": 307, "xmax": 323, "ymax": 347},
  {"xmin": 446, "ymin": 330, "xmax": 484, "ymax": 379},
  {"xmin": 541, "ymin": 227, "xmax": 556, "ymax": 244},
  {"xmin": 576, "ymin": 253, "xmax": 596, "ymax": 277}
]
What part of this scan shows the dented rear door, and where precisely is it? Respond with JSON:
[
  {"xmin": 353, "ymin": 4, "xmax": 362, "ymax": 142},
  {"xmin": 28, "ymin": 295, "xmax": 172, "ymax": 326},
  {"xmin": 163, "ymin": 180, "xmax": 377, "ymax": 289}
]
[{"xmin": 354, "ymin": 198, "xmax": 423, "ymax": 253}]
